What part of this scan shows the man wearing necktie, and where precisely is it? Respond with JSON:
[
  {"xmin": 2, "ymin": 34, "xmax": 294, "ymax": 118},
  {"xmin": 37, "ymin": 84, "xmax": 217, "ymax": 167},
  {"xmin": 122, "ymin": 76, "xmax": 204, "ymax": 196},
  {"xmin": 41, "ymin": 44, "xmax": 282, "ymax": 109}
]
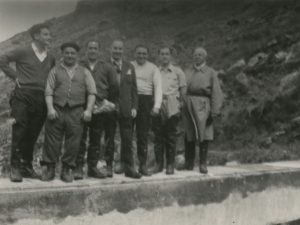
[{"xmin": 106, "ymin": 40, "xmax": 141, "ymax": 179}]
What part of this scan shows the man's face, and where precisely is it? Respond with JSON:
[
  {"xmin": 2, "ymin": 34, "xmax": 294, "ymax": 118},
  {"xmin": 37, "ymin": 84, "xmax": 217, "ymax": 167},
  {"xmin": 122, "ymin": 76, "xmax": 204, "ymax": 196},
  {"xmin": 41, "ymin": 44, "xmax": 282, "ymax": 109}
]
[
  {"xmin": 86, "ymin": 42, "xmax": 100, "ymax": 61},
  {"xmin": 135, "ymin": 47, "xmax": 148, "ymax": 65},
  {"xmin": 159, "ymin": 48, "xmax": 171, "ymax": 65},
  {"xmin": 194, "ymin": 48, "xmax": 206, "ymax": 66},
  {"xmin": 34, "ymin": 28, "xmax": 51, "ymax": 47},
  {"xmin": 111, "ymin": 41, "xmax": 124, "ymax": 61},
  {"xmin": 63, "ymin": 47, "xmax": 77, "ymax": 66}
]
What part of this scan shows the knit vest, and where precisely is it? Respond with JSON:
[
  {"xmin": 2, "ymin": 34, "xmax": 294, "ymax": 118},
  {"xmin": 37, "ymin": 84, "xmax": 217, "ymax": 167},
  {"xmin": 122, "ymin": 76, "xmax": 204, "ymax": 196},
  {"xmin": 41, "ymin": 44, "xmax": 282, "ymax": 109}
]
[{"xmin": 53, "ymin": 65, "xmax": 86, "ymax": 108}]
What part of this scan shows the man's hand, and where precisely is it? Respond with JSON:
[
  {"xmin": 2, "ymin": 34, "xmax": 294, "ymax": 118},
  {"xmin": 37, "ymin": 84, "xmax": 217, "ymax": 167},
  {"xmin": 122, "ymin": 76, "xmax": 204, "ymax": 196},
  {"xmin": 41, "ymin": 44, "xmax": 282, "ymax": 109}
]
[
  {"xmin": 82, "ymin": 110, "xmax": 92, "ymax": 122},
  {"xmin": 48, "ymin": 108, "xmax": 58, "ymax": 120},
  {"xmin": 151, "ymin": 107, "xmax": 160, "ymax": 116},
  {"xmin": 131, "ymin": 109, "xmax": 137, "ymax": 118}
]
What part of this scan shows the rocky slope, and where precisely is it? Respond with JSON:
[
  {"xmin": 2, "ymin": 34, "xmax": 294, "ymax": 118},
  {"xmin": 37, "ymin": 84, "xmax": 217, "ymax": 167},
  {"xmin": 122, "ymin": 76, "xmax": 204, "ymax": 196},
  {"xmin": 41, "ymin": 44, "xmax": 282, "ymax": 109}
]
[{"xmin": 2, "ymin": 0, "xmax": 300, "ymax": 173}]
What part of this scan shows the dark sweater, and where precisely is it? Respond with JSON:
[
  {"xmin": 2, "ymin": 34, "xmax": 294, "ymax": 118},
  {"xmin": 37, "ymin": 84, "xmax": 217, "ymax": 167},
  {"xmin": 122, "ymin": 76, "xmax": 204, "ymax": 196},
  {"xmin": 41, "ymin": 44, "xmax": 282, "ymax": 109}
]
[
  {"xmin": 80, "ymin": 59, "xmax": 118, "ymax": 106},
  {"xmin": 0, "ymin": 45, "xmax": 55, "ymax": 92}
]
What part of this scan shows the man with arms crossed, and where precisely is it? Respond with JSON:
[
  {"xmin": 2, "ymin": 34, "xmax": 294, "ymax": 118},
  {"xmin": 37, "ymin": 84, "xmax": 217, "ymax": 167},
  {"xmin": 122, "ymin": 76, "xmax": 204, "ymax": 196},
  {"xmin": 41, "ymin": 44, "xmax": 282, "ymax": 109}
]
[
  {"xmin": 41, "ymin": 42, "xmax": 96, "ymax": 183},
  {"xmin": 131, "ymin": 45, "xmax": 162, "ymax": 176},
  {"xmin": 107, "ymin": 40, "xmax": 141, "ymax": 179},
  {"xmin": 152, "ymin": 47, "xmax": 186, "ymax": 174},
  {"xmin": 74, "ymin": 39, "xmax": 118, "ymax": 179},
  {"xmin": 0, "ymin": 24, "xmax": 55, "ymax": 182}
]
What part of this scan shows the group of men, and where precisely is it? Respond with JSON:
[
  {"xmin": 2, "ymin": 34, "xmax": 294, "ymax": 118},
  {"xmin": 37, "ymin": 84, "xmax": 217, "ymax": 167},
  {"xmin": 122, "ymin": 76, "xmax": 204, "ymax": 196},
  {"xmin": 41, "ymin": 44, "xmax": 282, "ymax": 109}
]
[{"xmin": 0, "ymin": 23, "xmax": 223, "ymax": 183}]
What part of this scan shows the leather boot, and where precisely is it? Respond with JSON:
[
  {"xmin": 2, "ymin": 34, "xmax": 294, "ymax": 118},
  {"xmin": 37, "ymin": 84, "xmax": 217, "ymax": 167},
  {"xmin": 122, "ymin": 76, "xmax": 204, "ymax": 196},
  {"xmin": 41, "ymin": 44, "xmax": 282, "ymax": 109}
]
[
  {"xmin": 106, "ymin": 161, "xmax": 113, "ymax": 178},
  {"xmin": 88, "ymin": 166, "xmax": 106, "ymax": 179},
  {"xmin": 60, "ymin": 164, "xmax": 73, "ymax": 183},
  {"xmin": 10, "ymin": 162, "xmax": 22, "ymax": 182},
  {"xmin": 114, "ymin": 162, "xmax": 124, "ymax": 174},
  {"xmin": 139, "ymin": 164, "xmax": 152, "ymax": 176},
  {"xmin": 20, "ymin": 162, "xmax": 40, "ymax": 179},
  {"xmin": 166, "ymin": 163, "xmax": 174, "ymax": 175},
  {"xmin": 184, "ymin": 138, "xmax": 195, "ymax": 171},
  {"xmin": 199, "ymin": 141, "xmax": 209, "ymax": 174},
  {"xmin": 124, "ymin": 165, "xmax": 142, "ymax": 179},
  {"xmin": 74, "ymin": 162, "xmax": 84, "ymax": 180},
  {"xmin": 41, "ymin": 164, "xmax": 55, "ymax": 181}
]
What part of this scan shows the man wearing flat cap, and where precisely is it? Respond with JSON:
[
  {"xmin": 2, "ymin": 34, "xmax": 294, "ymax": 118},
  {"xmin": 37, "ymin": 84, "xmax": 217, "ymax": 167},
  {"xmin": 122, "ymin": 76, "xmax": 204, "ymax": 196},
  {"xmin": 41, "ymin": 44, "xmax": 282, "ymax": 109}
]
[
  {"xmin": 0, "ymin": 23, "xmax": 55, "ymax": 182},
  {"xmin": 41, "ymin": 42, "xmax": 97, "ymax": 183}
]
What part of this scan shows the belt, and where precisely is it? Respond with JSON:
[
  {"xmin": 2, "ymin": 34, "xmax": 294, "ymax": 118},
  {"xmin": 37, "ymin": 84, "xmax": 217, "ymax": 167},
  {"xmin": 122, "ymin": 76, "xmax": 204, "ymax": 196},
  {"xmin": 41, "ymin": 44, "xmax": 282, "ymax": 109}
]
[{"xmin": 186, "ymin": 92, "xmax": 210, "ymax": 98}]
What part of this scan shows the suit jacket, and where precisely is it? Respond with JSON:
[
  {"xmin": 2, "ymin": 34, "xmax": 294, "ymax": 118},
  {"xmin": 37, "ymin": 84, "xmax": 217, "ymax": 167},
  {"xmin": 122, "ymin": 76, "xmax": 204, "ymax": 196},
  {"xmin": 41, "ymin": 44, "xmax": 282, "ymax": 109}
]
[
  {"xmin": 107, "ymin": 59, "xmax": 138, "ymax": 118},
  {"xmin": 79, "ymin": 59, "xmax": 118, "ymax": 106}
]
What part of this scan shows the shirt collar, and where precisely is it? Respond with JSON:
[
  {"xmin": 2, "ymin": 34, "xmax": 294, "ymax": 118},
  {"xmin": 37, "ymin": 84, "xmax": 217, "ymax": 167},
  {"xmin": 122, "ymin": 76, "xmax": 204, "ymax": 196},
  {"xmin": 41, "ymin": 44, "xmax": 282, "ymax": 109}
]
[
  {"xmin": 194, "ymin": 62, "xmax": 206, "ymax": 71},
  {"xmin": 111, "ymin": 57, "xmax": 122, "ymax": 67},
  {"xmin": 31, "ymin": 42, "xmax": 47, "ymax": 54},
  {"xmin": 61, "ymin": 62, "xmax": 78, "ymax": 71},
  {"xmin": 87, "ymin": 59, "xmax": 98, "ymax": 66},
  {"xmin": 159, "ymin": 63, "xmax": 174, "ymax": 73}
]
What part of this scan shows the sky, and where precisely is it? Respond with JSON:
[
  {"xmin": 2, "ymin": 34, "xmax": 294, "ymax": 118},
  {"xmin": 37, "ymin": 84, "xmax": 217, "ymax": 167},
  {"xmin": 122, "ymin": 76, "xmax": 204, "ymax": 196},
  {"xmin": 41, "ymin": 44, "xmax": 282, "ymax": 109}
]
[{"xmin": 0, "ymin": 0, "xmax": 79, "ymax": 43}]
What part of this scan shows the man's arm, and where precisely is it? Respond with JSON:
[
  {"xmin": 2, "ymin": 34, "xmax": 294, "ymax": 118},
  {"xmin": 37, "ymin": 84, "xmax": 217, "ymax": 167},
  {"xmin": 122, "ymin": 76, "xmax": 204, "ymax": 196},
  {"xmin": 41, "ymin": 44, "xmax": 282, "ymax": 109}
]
[
  {"xmin": 152, "ymin": 67, "xmax": 162, "ymax": 114},
  {"xmin": 131, "ymin": 64, "xmax": 138, "ymax": 110},
  {"xmin": 210, "ymin": 70, "xmax": 223, "ymax": 116},
  {"xmin": 45, "ymin": 68, "xmax": 58, "ymax": 120},
  {"xmin": 83, "ymin": 69, "xmax": 97, "ymax": 121},
  {"xmin": 0, "ymin": 47, "xmax": 23, "ymax": 81}
]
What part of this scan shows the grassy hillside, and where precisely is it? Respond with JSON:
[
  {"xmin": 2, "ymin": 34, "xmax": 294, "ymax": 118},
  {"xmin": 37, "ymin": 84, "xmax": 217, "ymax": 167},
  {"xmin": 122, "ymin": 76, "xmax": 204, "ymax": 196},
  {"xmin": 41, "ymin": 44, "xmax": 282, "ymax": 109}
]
[{"xmin": 2, "ymin": 0, "xmax": 300, "ymax": 173}]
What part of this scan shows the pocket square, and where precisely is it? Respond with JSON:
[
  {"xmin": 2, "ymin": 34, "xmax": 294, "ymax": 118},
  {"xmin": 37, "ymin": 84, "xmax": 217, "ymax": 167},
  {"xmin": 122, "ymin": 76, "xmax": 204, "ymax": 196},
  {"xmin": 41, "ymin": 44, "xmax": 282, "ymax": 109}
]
[{"xmin": 126, "ymin": 69, "xmax": 132, "ymax": 75}]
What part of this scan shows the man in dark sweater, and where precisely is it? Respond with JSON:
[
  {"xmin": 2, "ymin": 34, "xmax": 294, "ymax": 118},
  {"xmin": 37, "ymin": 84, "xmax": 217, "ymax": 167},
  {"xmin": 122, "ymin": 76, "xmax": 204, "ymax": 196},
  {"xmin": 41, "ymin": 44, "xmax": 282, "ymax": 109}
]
[
  {"xmin": 0, "ymin": 23, "xmax": 55, "ymax": 182},
  {"xmin": 74, "ymin": 39, "xmax": 118, "ymax": 179}
]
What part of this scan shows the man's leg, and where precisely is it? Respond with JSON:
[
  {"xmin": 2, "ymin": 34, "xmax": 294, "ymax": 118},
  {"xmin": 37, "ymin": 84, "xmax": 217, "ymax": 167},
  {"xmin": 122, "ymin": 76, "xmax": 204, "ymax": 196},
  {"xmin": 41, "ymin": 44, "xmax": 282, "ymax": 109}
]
[
  {"xmin": 119, "ymin": 116, "xmax": 141, "ymax": 179},
  {"xmin": 86, "ymin": 114, "xmax": 105, "ymax": 179},
  {"xmin": 74, "ymin": 122, "xmax": 88, "ymax": 180},
  {"xmin": 135, "ymin": 95, "xmax": 152, "ymax": 175},
  {"xmin": 61, "ymin": 106, "xmax": 85, "ymax": 182},
  {"xmin": 165, "ymin": 114, "xmax": 180, "ymax": 175},
  {"xmin": 10, "ymin": 98, "xmax": 30, "ymax": 182},
  {"xmin": 104, "ymin": 112, "xmax": 117, "ymax": 176},
  {"xmin": 184, "ymin": 136, "xmax": 196, "ymax": 170},
  {"xmin": 151, "ymin": 114, "xmax": 164, "ymax": 174},
  {"xmin": 19, "ymin": 96, "xmax": 47, "ymax": 178},
  {"xmin": 41, "ymin": 106, "xmax": 65, "ymax": 182},
  {"xmin": 199, "ymin": 140, "xmax": 209, "ymax": 174}
]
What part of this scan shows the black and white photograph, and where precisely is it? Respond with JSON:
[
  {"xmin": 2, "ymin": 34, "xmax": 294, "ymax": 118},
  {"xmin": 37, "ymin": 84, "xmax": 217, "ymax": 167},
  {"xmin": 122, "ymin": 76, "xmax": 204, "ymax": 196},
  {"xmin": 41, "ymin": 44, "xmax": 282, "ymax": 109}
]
[{"xmin": 1, "ymin": 0, "xmax": 300, "ymax": 224}]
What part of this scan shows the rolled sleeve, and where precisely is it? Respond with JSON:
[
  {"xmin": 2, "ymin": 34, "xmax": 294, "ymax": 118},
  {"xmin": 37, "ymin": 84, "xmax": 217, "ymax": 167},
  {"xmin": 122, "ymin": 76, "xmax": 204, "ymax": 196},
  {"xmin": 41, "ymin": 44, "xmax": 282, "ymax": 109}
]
[
  {"xmin": 85, "ymin": 69, "xmax": 97, "ymax": 95},
  {"xmin": 45, "ymin": 68, "xmax": 56, "ymax": 96},
  {"xmin": 177, "ymin": 68, "xmax": 187, "ymax": 88}
]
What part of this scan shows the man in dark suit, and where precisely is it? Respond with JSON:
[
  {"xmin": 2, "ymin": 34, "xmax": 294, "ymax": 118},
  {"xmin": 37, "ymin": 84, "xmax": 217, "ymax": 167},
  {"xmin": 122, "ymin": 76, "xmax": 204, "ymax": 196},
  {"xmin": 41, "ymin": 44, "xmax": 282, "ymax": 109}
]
[
  {"xmin": 74, "ymin": 39, "xmax": 118, "ymax": 179},
  {"xmin": 0, "ymin": 24, "xmax": 55, "ymax": 182},
  {"xmin": 105, "ymin": 39, "xmax": 141, "ymax": 179}
]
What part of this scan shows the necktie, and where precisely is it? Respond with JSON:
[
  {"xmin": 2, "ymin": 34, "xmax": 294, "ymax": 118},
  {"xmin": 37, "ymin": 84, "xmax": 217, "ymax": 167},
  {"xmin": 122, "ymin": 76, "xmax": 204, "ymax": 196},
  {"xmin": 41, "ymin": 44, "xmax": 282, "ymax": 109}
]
[{"xmin": 113, "ymin": 61, "xmax": 121, "ymax": 73}]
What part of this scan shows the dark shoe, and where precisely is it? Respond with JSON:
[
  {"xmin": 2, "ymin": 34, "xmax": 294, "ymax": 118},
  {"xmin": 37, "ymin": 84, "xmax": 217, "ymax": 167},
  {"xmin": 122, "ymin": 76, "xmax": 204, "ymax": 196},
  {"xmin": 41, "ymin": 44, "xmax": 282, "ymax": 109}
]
[
  {"xmin": 10, "ymin": 163, "xmax": 22, "ymax": 182},
  {"xmin": 114, "ymin": 162, "xmax": 124, "ymax": 174},
  {"xmin": 166, "ymin": 164, "xmax": 174, "ymax": 175},
  {"xmin": 74, "ymin": 162, "xmax": 84, "ymax": 180},
  {"xmin": 185, "ymin": 164, "xmax": 194, "ymax": 171},
  {"xmin": 60, "ymin": 165, "xmax": 73, "ymax": 183},
  {"xmin": 125, "ymin": 166, "xmax": 142, "ymax": 179},
  {"xmin": 151, "ymin": 162, "xmax": 163, "ymax": 174},
  {"xmin": 20, "ymin": 163, "xmax": 40, "ymax": 179},
  {"xmin": 139, "ymin": 165, "xmax": 152, "ymax": 176},
  {"xmin": 88, "ymin": 166, "xmax": 105, "ymax": 179},
  {"xmin": 199, "ymin": 164, "xmax": 208, "ymax": 174},
  {"xmin": 41, "ymin": 164, "xmax": 55, "ymax": 182},
  {"xmin": 106, "ymin": 163, "xmax": 113, "ymax": 178}
]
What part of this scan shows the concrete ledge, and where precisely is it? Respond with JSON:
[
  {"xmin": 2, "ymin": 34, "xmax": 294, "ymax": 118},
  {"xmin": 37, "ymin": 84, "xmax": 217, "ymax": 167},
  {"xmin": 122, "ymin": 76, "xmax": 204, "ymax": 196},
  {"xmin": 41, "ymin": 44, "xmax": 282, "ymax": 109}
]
[{"xmin": 1, "ymin": 161, "xmax": 300, "ymax": 225}]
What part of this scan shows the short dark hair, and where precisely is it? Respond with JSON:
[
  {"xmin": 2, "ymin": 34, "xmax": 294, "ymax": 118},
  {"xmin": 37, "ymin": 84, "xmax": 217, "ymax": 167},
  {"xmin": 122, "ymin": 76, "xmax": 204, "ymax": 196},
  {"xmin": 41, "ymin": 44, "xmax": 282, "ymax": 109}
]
[
  {"xmin": 158, "ymin": 46, "xmax": 173, "ymax": 55},
  {"xmin": 86, "ymin": 39, "xmax": 101, "ymax": 49},
  {"xmin": 29, "ymin": 23, "xmax": 50, "ymax": 40},
  {"xmin": 60, "ymin": 42, "xmax": 80, "ymax": 52},
  {"xmin": 135, "ymin": 45, "xmax": 149, "ymax": 53}
]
